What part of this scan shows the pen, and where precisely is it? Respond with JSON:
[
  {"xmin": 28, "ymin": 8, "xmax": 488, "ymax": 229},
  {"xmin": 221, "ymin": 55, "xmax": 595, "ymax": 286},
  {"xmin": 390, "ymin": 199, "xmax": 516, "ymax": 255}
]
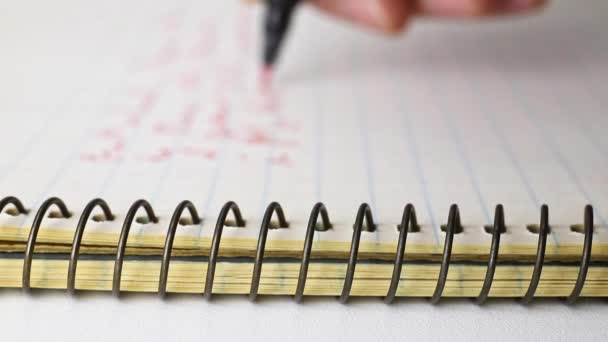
[{"xmin": 262, "ymin": 0, "xmax": 301, "ymax": 69}]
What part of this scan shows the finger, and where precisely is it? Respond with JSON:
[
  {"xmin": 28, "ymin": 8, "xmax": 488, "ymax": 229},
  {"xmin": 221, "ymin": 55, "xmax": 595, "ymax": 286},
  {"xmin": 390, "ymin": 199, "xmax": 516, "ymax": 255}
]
[
  {"xmin": 413, "ymin": 0, "xmax": 548, "ymax": 17},
  {"xmin": 310, "ymin": 0, "xmax": 411, "ymax": 33}
]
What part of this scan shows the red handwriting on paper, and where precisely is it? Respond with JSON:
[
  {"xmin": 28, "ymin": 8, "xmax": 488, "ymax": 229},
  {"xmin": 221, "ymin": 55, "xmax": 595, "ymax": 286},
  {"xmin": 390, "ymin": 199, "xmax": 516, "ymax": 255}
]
[
  {"xmin": 236, "ymin": 5, "xmax": 253, "ymax": 52},
  {"xmin": 154, "ymin": 103, "xmax": 199, "ymax": 135},
  {"xmin": 98, "ymin": 127, "xmax": 124, "ymax": 140},
  {"xmin": 162, "ymin": 11, "xmax": 184, "ymax": 32},
  {"xmin": 205, "ymin": 103, "xmax": 233, "ymax": 140},
  {"xmin": 80, "ymin": 137, "xmax": 125, "ymax": 163},
  {"xmin": 253, "ymin": 67, "xmax": 280, "ymax": 113},
  {"xmin": 277, "ymin": 118, "xmax": 300, "ymax": 132},
  {"xmin": 177, "ymin": 70, "xmax": 201, "ymax": 91},
  {"xmin": 240, "ymin": 125, "xmax": 298, "ymax": 148},
  {"xmin": 244, "ymin": 127, "xmax": 273, "ymax": 145},
  {"xmin": 80, "ymin": 89, "xmax": 159, "ymax": 163},
  {"xmin": 144, "ymin": 147, "xmax": 173, "ymax": 163},
  {"xmin": 191, "ymin": 22, "xmax": 217, "ymax": 59},
  {"xmin": 149, "ymin": 38, "xmax": 179, "ymax": 67},
  {"xmin": 80, "ymin": 125, "xmax": 126, "ymax": 163},
  {"xmin": 183, "ymin": 146, "xmax": 217, "ymax": 160},
  {"xmin": 271, "ymin": 152, "xmax": 293, "ymax": 167},
  {"xmin": 128, "ymin": 90, "xmax": 159, "ymax": 127},
  {"xmin": 214, "ymin": 63, "xmax": 243, "ymax": 98}
]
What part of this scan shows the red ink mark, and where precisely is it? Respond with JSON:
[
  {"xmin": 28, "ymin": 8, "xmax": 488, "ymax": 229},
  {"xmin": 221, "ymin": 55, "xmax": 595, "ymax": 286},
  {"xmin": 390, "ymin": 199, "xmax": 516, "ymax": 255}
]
[
  {"xmin": 215, "ymin": 64, "xmax": 242, "ymax": 95},
  {"xmin": 183, "ymin": 146, "xmax": 216, "ymax": 160},
  {"xmin": 127, "ymin": 116, "xmax": 141, "ymax": 127},
  {"xmin": 236, "ymin": 5, "xmax": 253, "ymax": 51},
  {"xmin": 131, "ymin": 39, "xmax": 179, "ymax": 70},
  {"xmin": 163, "ymin": 12, "xmax": 184, "ymax": 32},
  {"xmin": 128, "ymin": 90, "xmax": 159, "ymax": 127},
  {"xmin": 244, "ymin": 127, "xmax": 273, "ymax": 145},
  {"xmin": 80, "ymin": 148, "xmax": 121, "ymax": 163},
  {"xmin": 102, "ymin": 149, "xmax": 113, "ymax": 161},
  {"xmin": 271, "ymin": 152, "xmax": 293, "ymax": 167},
  {"xmin": 154, "ymin": 103, "xmax": 199, "ymax": 135},
  {"xmin": 253, "ymin": 66, "xmax": 280, "ymax": 113},
  {"xmin": 80, "ymin": 153, "xmax": 98, "ymax": 162},
  {"xmin": 151, "ymin": 39, "xmax": 179, "ymax": 66},
  {"xmin": 145, "ymin": 147, "xmax": 173, "ymax": 163},
  {"xmin": 211, "ymin": 103, "xmax": 228, "ymax": 126},
  {"xmin": 178, "ymin": 71, "xmax": 200, "ymax": 90},
  {"xmin": 255, "ymin": 92, "xmax": 280, "ymax": 113},
  {"xmin": 191, "ymin": 23, "xmax": 217, "ymax": 59},
  {"xmin": 112, "ymin": 139, "xmax": 125, "ymax": 153},
  {"xmin": 277, "ymin": 118, "xmax": 299, "ymax": 131},
  {"xmin": 205, "ymin": 128, "xmax": 232, "ymax": 140},
  {"xmin": 259, "ymin": 66, "xmax": 274, "ymax": 92},
  {"xmin": 205, "ymin": 103, "xmax": 232, "ymax": 139},
  {"xmin": 98, "ymin": 127, "xmax": 124, "ymax": 140}
]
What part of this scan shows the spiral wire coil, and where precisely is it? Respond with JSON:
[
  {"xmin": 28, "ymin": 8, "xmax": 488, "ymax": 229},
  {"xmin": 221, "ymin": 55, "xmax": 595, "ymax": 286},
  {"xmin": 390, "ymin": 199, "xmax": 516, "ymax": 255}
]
[{"xmin": 0, "ymin": 195, "xmax": 596, "ymax": 304}]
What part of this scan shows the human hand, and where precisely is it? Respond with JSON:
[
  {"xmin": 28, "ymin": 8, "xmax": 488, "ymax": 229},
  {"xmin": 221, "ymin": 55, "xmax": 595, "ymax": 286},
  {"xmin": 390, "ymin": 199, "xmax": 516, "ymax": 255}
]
[{"xmin": 311, "ymin": 0, "xmax": 548, "ymax": 33}]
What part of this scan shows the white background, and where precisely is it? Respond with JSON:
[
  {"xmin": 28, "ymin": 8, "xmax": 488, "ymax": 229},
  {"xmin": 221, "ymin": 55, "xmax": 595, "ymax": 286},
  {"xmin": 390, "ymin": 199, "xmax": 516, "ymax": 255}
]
[{"xmin": 1, "ymin": 291, "xmax": 606, "ymax": 341}]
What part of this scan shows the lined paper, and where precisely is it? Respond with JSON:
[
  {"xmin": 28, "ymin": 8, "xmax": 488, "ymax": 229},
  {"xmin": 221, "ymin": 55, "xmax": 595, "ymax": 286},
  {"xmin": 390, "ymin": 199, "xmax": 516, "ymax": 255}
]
[{"xmin": 0, "ymin": 0, "xmax": 607, "ymax": 246}]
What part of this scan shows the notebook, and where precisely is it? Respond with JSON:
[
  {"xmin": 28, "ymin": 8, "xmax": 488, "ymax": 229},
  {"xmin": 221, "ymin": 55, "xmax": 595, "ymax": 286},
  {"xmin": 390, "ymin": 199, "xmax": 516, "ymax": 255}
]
[{"xmin": 0, "ymin": 0, "xmax": 606, "ymax": 302}]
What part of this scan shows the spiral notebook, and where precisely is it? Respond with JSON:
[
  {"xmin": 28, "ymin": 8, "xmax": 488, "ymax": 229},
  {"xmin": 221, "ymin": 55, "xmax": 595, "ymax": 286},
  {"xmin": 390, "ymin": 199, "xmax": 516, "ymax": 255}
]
[{"xmin": 0, "ymin": 0, "xmax": 607, "ymax": 302}]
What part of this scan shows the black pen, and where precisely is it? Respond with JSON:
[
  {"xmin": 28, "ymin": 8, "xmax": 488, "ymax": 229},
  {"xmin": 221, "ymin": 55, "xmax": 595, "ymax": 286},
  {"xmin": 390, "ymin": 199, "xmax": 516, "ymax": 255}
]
[{"xmin": 262, "ymin": 0, "xmax": 301, "ymax": 70}]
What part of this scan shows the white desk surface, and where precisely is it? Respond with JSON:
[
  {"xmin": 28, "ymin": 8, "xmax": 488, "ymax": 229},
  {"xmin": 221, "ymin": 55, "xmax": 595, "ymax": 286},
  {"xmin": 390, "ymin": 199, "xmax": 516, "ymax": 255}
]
[{"xmin": 1, "ymin": 291, "xmax": 606, "ymax": 341}]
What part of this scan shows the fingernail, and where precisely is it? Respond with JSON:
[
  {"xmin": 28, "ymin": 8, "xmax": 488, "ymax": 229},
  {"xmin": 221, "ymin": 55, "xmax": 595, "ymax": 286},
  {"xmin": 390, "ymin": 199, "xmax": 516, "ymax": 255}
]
[
  {"xmin": 416, "ymin": 0, "xmax": 490, "ymax": 16},
  {"xmin": 503, "ymin": 0, "xmax": 546, "ymax": 11},
  {"xmin": 336, "ymin": 0, "xmax": 391, "ymax": 28}
]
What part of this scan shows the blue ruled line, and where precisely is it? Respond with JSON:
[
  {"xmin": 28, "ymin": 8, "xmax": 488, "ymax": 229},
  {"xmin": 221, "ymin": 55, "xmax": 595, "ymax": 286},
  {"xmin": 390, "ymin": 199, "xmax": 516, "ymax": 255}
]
[
  {"xmin": 0, "ymin": 100, "xmax": 73, "ymax": 187},
  {"xmin": 258, "ymin": 116, "xmax": 280, "ymax": 217},
  {"xmin": 524, "ymin": 108, "xmax": 607, "ymax": 227},
  {"xmin": 435, "ymin": 101, "xmax": 493, "ymax": 226},
  {"xmin": 259, "ymin": 150, "xmax": 274, "ymax": 216},
  {"xmin": 491, "ymin": 48, "xmax": 607, "ymax": 228},
  {"xmin": 314, "ymin": 99, "xmax": 323, "ymax": 203},
  {"xmin": 310, "ymin": 83, "xmax": 324, "ymax": 243},
  {"xmin": 469, "ymin": 41, "xmax": 560, "ymax": 245},
  {"xmin": 484, "ymin": 111, "xmax": 559, "ymax": 246},
  {"xmin": 356, "ymin": 109, "xmax": 379, "ymax": 220},
  {"xmin": 198, "ymin": 143, "xmax": 228, "ymax": 235},
  {"xmin": 197, "ymin": 114, "xmax": 232, "ymax": 237},
  {"xmin": 486, "ymin": 113, "xmax": 540, "ymax": 208},
  {"xmin": 401, "ymin": 112, "xmax": 440, "ymax": 245},
  {"xmin": 543, "ymin": 53, "xmax": 608, "ymax": 226}
]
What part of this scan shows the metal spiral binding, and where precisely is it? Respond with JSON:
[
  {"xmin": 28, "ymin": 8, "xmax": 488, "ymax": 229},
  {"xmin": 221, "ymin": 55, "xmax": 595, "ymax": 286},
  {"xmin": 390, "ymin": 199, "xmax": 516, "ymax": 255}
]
[
  {"xmin": 205, "ymin": 201, "xmax": 246, "ymax": 300},
  {"xmin": 158, "ymin": 200, "xmax": 201, "ymax": 297},
  {"xmin": 474, "ymin": 204, "xmax": 504, "ymax": 305},
  {"xmin": 68, "ymin": 198, "xmax": 114, "ymax": 294},
  {"xmin": 567, "ymin": 205, "xmax": 593, "ymax": 304},
  {"xmin": 23, "ymin": 197, "xmax": 72, "ymax": 291},
  {"xmin": 295, "ymin": 202, "xmax": 332, "ymax": 302},
  {"xmin": 249, "ymin": 202, "xmax": 289, "ymax": 301},
  {"xmin": 521, "ymin": 205, "xmax": 550, "ymax": 304},
  {"xmin": 0, "ymin": 195, "xmax": 596, "ymax": 303},
  {"xmin": 340, "ymin": 203, "xmax": 376, "ymax": 303},
  {"xmin": 113, "ymin": 199, "xmax": 158, "ymax": 296},
  {"xmin": 385, "ymin": 203, "xmax": 417, "ymax": 304},
  {"xmin": 430, "ymin": 204, "xmax": 461, "ymax": 304}
]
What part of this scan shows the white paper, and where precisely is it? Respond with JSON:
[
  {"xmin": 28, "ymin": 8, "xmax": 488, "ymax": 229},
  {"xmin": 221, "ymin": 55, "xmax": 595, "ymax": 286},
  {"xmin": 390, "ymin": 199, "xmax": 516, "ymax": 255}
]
[{"xmin": 0, "ymin": 0, "xmax": 606, "ymax": 246}]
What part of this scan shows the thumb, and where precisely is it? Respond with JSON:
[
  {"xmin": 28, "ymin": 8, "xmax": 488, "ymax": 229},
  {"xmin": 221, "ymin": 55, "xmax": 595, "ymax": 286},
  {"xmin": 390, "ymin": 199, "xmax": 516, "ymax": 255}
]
[{"xmin": 310, "ymin": 0, "xmax": 411, "ymax": 33}]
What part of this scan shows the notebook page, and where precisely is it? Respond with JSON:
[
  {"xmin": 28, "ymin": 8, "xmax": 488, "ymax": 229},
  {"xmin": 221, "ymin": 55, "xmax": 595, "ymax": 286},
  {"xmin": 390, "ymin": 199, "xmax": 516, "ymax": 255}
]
[{"xmin": 0, "ymin": 0, "xmax": 606, "ymax": 251}]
